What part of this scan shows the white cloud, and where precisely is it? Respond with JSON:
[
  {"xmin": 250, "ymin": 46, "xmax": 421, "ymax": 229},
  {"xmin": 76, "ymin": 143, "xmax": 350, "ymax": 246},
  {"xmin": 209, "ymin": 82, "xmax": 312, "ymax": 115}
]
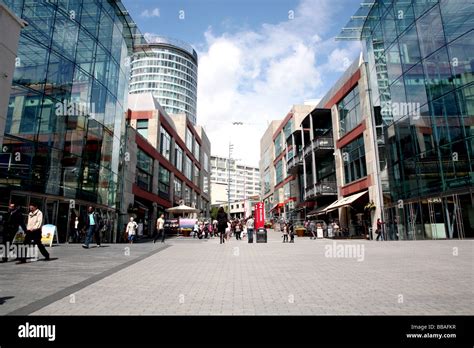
[
  {"xmin": 141, "ymin": 8, "xmax": 160, "ymax": 18},
  {"xmin": 194, "ymin": 0, "xmax": 361, "ymax": 167}
]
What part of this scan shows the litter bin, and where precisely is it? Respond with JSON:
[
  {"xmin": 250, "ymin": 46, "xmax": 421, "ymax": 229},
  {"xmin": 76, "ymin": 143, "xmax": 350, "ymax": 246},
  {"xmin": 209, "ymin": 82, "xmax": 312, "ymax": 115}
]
[{"xmin": 256, "ymin": 228, "xmax": 267, "ymax": 243}]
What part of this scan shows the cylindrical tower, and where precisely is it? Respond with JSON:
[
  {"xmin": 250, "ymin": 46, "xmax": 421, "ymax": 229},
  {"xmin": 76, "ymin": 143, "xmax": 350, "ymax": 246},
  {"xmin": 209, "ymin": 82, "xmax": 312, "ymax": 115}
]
[{"xmin": 130, "ymin": 36, "xmax": 198, "ymax": 124}]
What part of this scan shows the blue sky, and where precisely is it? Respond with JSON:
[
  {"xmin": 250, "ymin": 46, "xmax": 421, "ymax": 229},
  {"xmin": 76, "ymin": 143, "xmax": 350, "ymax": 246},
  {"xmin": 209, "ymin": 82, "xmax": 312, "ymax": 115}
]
[{"xmin": 123, "ymin": 0, "xmax": 363, "ymax": 166}]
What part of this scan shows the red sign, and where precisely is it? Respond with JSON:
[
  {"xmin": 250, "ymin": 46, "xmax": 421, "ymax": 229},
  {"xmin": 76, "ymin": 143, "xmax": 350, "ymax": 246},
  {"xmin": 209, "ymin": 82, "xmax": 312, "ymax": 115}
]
[{"xmin": 254, "ymin": 202, "xmax": 265, "ymax": 229}]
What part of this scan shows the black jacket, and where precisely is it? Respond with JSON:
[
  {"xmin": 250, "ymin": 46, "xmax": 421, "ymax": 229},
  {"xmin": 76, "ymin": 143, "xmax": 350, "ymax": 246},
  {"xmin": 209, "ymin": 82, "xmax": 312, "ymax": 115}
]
[
  {"xmin": 216, "ymin": 212, "xmax": 228, "ymax": 228},
  {"xmin": 85, "ymin": 212, "xmax": 101, "ymax": 230},
  {"xmin": 4, "ymin": 208, "xmax": 27, "ymax": 236}
]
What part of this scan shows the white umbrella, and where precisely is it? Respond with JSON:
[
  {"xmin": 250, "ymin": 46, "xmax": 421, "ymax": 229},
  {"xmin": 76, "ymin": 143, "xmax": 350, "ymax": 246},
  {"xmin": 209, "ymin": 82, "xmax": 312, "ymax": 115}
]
[{"xmin": 165, "ymin": 204, "xmax": 200, "ymax": 214}]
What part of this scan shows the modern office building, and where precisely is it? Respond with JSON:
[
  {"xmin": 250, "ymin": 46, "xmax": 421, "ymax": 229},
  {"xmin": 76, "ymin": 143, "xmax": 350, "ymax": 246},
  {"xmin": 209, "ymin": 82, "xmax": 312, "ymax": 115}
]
[
  {"xmin": 260, "ymin": 105, "xmax": 314, "ymax": 222},
  {"xmin": 129, "ymin": 36, "xmax": 198, "ymax": 124},
  {"xmin": 124, "ymin": 93, "xmax": 211, "ymax": 236},
  {"xmin": 335, "ymin": 0, "xmax": 474, "ymax": 239},
  {"xmin": 210, "ymin": 155, "xmax": 261, "ymax": 205},
  {"xmin": 0, "ymin": 3, "xmax": 25, "ymax": 148},
  {"xmin": 0, "ymin": 0, "xmax": 144, "ymax": 243}
]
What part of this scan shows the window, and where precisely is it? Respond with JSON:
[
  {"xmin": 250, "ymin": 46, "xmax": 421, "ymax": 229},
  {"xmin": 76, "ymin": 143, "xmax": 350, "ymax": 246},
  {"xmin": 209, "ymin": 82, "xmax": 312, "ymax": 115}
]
[
  {"xmin": 341, "ymin": 136, "xmax": 367, "ymax": 184},
  {"xmin": 264, "ymin": 169, "xmax": 271, "ymax": 193},
  {"xmin": 283, "ymin": 118, "xmax": 293, "ymax": 140},
  {"xmin": 174, "ymin": 145, "xmax": 183, "ymax": 171},
  {"xmin": 194, "ymin": 140, "xmax": 200, "ymax": 160},
  {"xmin": 203, "ymin": 175, "xmax": 209, "ymax": 194},
  {"xmin": 186, "ymin": 127, "xmax": 193, "ymax": 152},
  {"xmin": 158, "ymin": 166, "xmax": 170, "ymax": 199},
  {"xmin": 136, "ymin": 119, "xmax": 148, "ymax": 138},
  {"xmin": 184, "ymin": 185, "xmax": 191, "ymax": 205},
  {"xmin": 194, "ymin": 164, "xmax": 199, "ymax": 186},
  {"xmin": 185, "ymin": 155, "xmax": 192, "ymax": 180},
  {"xmin": 274, "ymin": 133, "xmax": 282, "ymax": 156},
  {"xmin": 275, "ymin": 160, "xmax": 284, "ymax": 184},
  {"xmin": 136, "ymin": 148, "xmax": 153, "ymax": 191},
  {"xmin": 160, "ymin": 127, "xmax": 171, "ymax": 160},
  {"xmin": 338, "ymin": 85, "xmax": 361, "ymax": 136},
  {"xmin": 174, "ymin": 178, "xmax": 182, "ymax": 198},
  {"xmin": 203, "ymin": 153, "xmax": 209, "ymax": 172}
]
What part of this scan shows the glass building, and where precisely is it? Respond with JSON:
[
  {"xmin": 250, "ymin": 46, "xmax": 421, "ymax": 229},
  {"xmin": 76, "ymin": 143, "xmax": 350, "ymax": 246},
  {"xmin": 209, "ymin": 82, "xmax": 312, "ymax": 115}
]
[
  {"xmin": 339, "ymin": 0, "xmax": 474, "ymax": 239},
  {"xmin": 0, "ymin": 0, "xmax": 144, "ymax": 243},
  {"xmin": 129, "ymin": 36, "xmax": 198, "ymax": 124}
]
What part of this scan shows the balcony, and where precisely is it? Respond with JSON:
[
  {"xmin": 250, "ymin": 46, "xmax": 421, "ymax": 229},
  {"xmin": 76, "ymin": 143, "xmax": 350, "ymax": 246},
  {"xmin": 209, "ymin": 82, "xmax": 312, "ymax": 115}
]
[
  {"xmin": 303, "ymin": 136, "xmax": 334, "ymax": 158},
  {"xmin": 304, "ymin": 181, "xmax": 337, "ymax": 200},
  {"xmin": 286, "ymin": 154, "xmax": 303, "ymax": 173}
]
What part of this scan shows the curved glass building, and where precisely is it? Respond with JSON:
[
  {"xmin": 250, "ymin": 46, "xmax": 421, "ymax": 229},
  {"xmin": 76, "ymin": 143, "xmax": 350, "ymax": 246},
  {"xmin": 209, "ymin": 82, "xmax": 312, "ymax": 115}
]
[
  {"xmin": 339, "ymin": 0, "xmax": 474, "ymax": 239},
  {"xmin": 130, "ymin": 36, "xmax": 198, "ymax": 124},
  {"xmin": 0, "ymin": 0, "xmax": 143, "ymax": 242}
]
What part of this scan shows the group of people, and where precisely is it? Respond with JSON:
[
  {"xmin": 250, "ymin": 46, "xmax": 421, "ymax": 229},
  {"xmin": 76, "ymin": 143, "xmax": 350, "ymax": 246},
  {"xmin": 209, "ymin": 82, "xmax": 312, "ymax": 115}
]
[
  {"xmin": 125, "ymin": 214, "xmax": 167, "ymax": 244},
  {"xmin": 1, "ymin": 201, "xmax": 50, "ymax": 263},
  {"xmin": 215, "ymin": 207, "xmax": 255, "ymax": 244},
  {"xmin": 280, "ymin": 221, "xmax": 295, "ymax": 243}
]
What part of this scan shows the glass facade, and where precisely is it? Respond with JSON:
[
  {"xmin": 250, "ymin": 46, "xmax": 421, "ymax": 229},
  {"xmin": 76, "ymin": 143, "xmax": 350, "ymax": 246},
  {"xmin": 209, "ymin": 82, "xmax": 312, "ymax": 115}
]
[
  {"xmin": 338, "ymin": 85, "xmax": 361, "ymax": 136},
  {"xmin": 160, "ymin": 127, "xmax": 171, "ymax": 160},
  {"xmin": 130, "ymin": 39, "xmax": 198, "ymax": 124},
  {"xmin": 361, "ymin": 0, "xmax": 474, "ymax": 238},
  {"xmin": 1, "ymin": 0, "xmax": 132, "ymax": 204},
  {"xmin": 342, "ymin": 136, "xmax": 367, "ymax": 185}
]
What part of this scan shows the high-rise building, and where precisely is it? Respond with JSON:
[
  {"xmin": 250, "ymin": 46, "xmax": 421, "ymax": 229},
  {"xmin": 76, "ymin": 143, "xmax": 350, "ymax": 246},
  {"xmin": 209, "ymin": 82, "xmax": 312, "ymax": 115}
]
[
  {"xmin": 0, "ymin": 0, "xmax": 143, "ymax": 243},
  {"xmin": 210, "ymin": 156, "xmax": 260, "ymax": 205},
  {"xmin": 130, "ymin": 36, "xmax": 198, "ymax": 124}
]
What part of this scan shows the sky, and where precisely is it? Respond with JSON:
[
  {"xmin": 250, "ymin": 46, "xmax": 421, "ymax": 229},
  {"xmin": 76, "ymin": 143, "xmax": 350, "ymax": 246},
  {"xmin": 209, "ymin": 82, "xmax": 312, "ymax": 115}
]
[{"xmin": 122, "ymin": 0, "xmax": 363, "ymax": 167}]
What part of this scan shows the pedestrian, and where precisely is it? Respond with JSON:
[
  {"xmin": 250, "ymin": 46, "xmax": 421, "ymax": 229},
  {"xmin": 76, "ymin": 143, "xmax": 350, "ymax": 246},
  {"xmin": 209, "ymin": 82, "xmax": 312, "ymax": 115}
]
[
  {"xmin": 282, "ymin": 223, "xmax": 289, "ymax": 243},
  {"xmin": 2, "ymin": 202, "xmax": 27, "ymax": 263},
  {"xmin": 154, "ymin": 214, "xmax": 165, "ymax": 243},
  {"xmin": 289, "ymin": 221, "xmax": 295, "ymax": 243},
  {"xmin": 18, "ymin": 203, "xmax": 50, "ymax": 263},
  {"xmin": 126, "ymin": 217, "xmax": 138, "ymax": 244},
  {"xmin": 246, "ymin": 215, "xmax": 254, "ymax": 243},
  {"xmin": 234, "ymin": 220, "xmax": 242, "ymax": 240},
  {"xmin": 73, "ymin": 216, "xmax": 80, "ymax": 243},
  {"xmin": 82, "ymin": 206, "xmax": 101, "ymax": 249},
  {"xmin": 376, "ymin": 218, "xmax": 385, "ymax": 241},
  {"xmin": 309, "ymin": 220, "xmax": 316, "ymax": 239},
  {"xmin": 216, "ymin": 207, "xmax": 228, "ymax": 244}
]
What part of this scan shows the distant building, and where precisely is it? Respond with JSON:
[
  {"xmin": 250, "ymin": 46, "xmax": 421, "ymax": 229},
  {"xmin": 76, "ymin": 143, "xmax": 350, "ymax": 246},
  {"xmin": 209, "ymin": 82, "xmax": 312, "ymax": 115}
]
[{"xmin": 210, "ymin": 156, "xmax": 260, "ymax": 206}]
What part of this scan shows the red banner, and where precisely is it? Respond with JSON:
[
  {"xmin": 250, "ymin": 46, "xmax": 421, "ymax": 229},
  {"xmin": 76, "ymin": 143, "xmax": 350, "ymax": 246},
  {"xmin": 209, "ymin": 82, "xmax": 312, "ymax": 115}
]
[{"xmin": 254, "ymin": 201, "xmax": 265, "ymax": 229}]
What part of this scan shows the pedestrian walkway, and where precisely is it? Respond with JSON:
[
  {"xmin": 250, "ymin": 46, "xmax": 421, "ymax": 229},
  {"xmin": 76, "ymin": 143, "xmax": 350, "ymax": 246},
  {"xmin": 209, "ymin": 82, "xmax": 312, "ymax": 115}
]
[
  {"xmin": 1, "ymin": 243, "xmax": 168, "ymax": 315},
  {"xmin": 7, "ymin": 230, "xmax": 469, "ymax": 315}
]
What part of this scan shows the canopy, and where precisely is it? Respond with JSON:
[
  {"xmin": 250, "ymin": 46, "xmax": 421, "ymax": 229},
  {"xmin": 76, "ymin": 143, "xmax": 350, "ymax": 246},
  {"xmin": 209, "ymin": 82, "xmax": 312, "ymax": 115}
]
[
  {"xmin": 307, "ymin": 204, "xmax": 330, "ymax": 217},
  {"xmin": 165, "ymin": 204, "xmax": 200, "ymax": 213},
  {"xmin": 324, "ymin": 191, "xmax": 368, "ymax": 213}
]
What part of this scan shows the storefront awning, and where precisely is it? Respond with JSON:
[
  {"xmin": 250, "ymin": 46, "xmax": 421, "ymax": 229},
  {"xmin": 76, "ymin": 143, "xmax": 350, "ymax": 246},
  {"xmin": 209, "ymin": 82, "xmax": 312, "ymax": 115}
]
[
  {"xmin": 307, "ymin": 204, "xmax": 330, "ymax": 217},
  {"xmin": 324, "ymin": 191, "xmax": 368, "ymax": 213},
  {"xmin": 269, "ymin": 202, "xmax": 284, "ymax": 212}
]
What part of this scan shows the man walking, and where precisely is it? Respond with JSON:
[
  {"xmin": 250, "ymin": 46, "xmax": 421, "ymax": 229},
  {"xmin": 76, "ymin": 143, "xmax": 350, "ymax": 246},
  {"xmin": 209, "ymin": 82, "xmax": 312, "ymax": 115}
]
[
  {"xmin": 2, "ymin": 202, "xmax": 27, "ymax": 263},
  {"xmin": 83, "ymin": 206, "xmax": 101, "ymax": 248},
  {"xmin": 126, "ymin": 217, "xmax": 138, "ymax": 244},
  {"xmin": 246, "ymin": 216, "xmax": 254, "ymax": 243},
  {"xmin": 18, "ymin": 203, "xmax": 50, "ymax": 263},
  {"xmin": 154, "ymin": 214, "xmax": 165, "ymax": 243},
  {"xmin": 376, "ymin": 218, "xmax": 385, "ymax": 241}
]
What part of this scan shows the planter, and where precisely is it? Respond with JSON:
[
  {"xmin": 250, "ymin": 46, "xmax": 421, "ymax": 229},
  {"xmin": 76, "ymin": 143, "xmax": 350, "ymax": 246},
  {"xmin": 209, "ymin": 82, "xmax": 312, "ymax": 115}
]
[
  {"xmin": 295, "ymin": 228, "xmax": 305, "ymax": 237},
  {"xmin": 181, "ymin": 229, "xmax": 191, "ymax": 237}
]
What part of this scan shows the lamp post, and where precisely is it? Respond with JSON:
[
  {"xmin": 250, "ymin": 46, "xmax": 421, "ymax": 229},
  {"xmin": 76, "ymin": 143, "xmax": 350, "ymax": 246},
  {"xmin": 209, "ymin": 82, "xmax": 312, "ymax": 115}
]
[{"xmin": 228, "ymin": 143, "xmax": 233, "ymax": 219}]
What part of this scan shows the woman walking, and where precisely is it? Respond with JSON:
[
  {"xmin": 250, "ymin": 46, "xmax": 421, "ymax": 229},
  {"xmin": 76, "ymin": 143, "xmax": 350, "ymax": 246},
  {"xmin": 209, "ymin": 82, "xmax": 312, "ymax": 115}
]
[
  {"xmin": 216, "ymin": 207, "xmax": 228, "ymax": 244},
  {"xmin": 282, "ymin": 223, "xmax": 289, "ymax": 243}
]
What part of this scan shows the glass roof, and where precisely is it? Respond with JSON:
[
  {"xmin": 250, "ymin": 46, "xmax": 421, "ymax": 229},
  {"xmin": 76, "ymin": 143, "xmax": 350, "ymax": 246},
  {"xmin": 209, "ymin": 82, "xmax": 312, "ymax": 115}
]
[{"xmin": 335, "ymin": 1, "xmax": 376, "ymax": 41}]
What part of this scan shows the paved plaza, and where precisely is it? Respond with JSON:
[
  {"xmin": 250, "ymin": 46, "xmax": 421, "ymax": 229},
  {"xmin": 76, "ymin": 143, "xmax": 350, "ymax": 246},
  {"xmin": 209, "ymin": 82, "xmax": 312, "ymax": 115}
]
[{"xmin": 1, "ymin": 231, "xmax": 473, "ymax": 315}]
